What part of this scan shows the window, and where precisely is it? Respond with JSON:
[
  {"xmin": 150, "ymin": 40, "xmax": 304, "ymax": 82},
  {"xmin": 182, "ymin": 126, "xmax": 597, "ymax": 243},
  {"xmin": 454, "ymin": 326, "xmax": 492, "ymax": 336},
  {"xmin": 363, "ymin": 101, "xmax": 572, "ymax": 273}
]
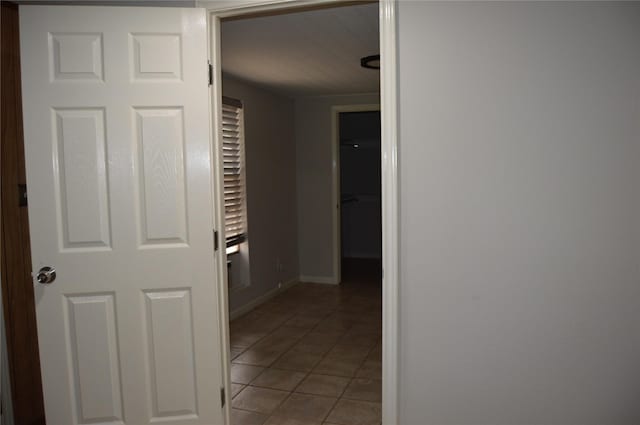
[{"xmin": 222, "ymin": 96, "xmax": 247, "ymax": 253}]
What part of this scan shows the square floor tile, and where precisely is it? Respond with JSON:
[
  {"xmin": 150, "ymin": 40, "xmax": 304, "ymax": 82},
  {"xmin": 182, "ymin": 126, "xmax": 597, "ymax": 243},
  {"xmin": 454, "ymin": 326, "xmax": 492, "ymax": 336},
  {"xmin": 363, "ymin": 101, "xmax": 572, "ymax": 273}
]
[
  {"xmin": 231, "ymin": 364, "xmax": 265, "ymax": 384},
  {"xmin": 342, "ymin": 378, "xmax": 381, "ymax": 402},
  {"xmin": 290, "ymin": 343, "xmax": 333, "ymax": 356},
  {"xmin": 231, "ymin": 383, "xmax": 245, "ymax": 398},
  {"xmin": 295, "ymin": 374, "xmax": 350, "ymax": 397},
  {"xmin": 326, "ymin": 345, "xmax": 370, "ymax": 362},
  {"xmin": 337, "ymin": 334, "xmax": 378, "ymax": 349},
  {"xmin": 367, "ymin": 346, "xmax": 382, "ymax": 362},
  {"xmin": 272, "ymin": 350, "xmax": 323, "ymax": 372},
  {"xmin": 251, "ymin": 368, "xmax": 306, "ymax": 391},
  {"xmin": 230, "ymin": 408, "xmax": 268, "ymax": 425},
  {"xmin": 233, "ymin": 348, "xmax": 283, "ymax": 367},
  {"xmin": 231, "ymin": 347, "xmax": 245, "ymax": 360},
  {"xmin": 246, "ymin": 313, "xmax": 290, "ymax": 333},
  {"xmin": 313, "ymin": 358, "xmax": 361, "ymax": 377},
  {"xmin": 231, "ymin": 386, "xmax": 289, "ymax": 415},
  {"xmin": 254, "ymin": 335, "xmax": 299, "ymax": 352},
  {"xmin": 348, "ymin": 324, "xmax": 381, "ymax": 335},
  {"xmin": 263, "ymin": 416, "xmax": 323, "ymax": 425},
  {"xmin": 301, "ymin": 307, "xmax": 333, "ymax": 318},
  {"xmin": 315, "ymin": 320, "xmax": 352, "ymax": 333},
  {"xmin": 273, "ymin": 393, "xmax": 337, "ymax": 422},
  {"xmin": 284, "ymin": 315, "xmax": 323, "ymax": 330},
  {"xmin": 355, "ymin": 360, "xmax": 381, "ymax": 380},
  {"xmin": 271, "ymin": 325, "xmax": 310, "ymax": 340},
  {"xmin": 325, "ymin": 399, "xmax": 381, "ymax": 425},
  {"xmin": 300, "ymin": 331, "xmax": 344, "ymax": 346},
  {"xmin": 231, "ymin": 331, "xmax": 268, "ymax": 350}
]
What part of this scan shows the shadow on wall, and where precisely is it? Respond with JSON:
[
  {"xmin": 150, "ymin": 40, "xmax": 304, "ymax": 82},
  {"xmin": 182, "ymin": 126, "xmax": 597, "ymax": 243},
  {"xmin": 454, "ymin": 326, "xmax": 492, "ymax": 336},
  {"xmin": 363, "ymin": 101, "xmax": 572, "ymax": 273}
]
[{"xmin": 222, "ymin": 75, "xmax": 299, "ymax": 317}]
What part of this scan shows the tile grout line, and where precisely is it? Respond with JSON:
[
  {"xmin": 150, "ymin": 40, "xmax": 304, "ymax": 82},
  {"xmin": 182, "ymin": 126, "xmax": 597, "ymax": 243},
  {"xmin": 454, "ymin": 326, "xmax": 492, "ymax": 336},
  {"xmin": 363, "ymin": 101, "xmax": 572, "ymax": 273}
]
[
  {"xmin": 230, "ymin": 281, "xmax": 381, "ymax": 424},
  {"xmin": 233, "ymin": 290, "xmax": 339, "ymax": 422},
  {"xmin": 257, "ymin": 294, "xmax": 344, "ymax": 424}
]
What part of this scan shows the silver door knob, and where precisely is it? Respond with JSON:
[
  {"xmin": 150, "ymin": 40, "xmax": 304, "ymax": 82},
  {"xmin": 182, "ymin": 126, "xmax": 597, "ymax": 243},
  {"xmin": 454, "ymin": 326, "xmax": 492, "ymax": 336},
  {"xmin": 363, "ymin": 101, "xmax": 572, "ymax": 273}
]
[{"xmin": 36, "ymin": 266, "xmax": 56, "ymax": 284}]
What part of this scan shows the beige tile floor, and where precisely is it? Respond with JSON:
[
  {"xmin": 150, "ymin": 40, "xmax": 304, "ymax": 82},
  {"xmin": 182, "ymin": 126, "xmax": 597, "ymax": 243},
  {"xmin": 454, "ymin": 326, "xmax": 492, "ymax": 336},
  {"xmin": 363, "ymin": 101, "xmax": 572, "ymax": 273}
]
[{"xmin": 229, "ymin": 260, "xmax": 382, "ymax": 425}]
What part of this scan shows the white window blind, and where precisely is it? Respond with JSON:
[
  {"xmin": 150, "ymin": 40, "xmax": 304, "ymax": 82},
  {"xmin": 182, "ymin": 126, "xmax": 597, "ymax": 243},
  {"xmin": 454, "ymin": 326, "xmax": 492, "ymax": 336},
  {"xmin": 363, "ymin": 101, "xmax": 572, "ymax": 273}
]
[{"xmin": 222, "ymin": 97, "xmax": 246, "ymax": 247}]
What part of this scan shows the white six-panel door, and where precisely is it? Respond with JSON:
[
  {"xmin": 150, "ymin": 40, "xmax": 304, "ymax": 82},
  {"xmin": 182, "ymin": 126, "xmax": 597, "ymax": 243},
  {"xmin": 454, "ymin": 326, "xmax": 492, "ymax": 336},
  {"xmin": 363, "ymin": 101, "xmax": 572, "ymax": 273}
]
[{"xmin": 20, "ymin": 6, "xmax": 224, "ymax": 425}]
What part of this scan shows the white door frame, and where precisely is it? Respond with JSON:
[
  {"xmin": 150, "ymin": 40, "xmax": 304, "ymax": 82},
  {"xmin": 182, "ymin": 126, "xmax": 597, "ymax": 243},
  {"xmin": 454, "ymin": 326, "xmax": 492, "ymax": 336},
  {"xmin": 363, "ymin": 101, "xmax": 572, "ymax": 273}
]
[
  {"xmin": 205, "ymin": 1, "xmax": 399, "ymax": 423},
  {"xmin": 331, "ymin": 103, "xmax": 381, "ymax": 286},
  {"xmin": 207, "ymin": 12, "xmax": 232, "ymax": 425}
]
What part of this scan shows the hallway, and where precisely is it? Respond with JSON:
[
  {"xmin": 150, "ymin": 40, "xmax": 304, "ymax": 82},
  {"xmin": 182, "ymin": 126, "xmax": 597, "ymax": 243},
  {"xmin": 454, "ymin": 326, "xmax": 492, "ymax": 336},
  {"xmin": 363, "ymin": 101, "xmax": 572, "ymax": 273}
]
[{"xmin": 229, "ymin": 260, "xmax": 382, "ymax": 425}]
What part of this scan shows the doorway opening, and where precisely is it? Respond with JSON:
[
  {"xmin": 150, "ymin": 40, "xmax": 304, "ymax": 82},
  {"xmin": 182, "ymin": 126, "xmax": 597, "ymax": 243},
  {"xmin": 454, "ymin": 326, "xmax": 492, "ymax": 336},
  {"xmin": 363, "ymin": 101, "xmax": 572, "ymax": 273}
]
[
  {"xmin": 336, "ymin": 108, "xmax": 382, "ymax": 286},
  {"xmin": 215, "ymin": 3, "xmax": 384, "ymax": 424}
]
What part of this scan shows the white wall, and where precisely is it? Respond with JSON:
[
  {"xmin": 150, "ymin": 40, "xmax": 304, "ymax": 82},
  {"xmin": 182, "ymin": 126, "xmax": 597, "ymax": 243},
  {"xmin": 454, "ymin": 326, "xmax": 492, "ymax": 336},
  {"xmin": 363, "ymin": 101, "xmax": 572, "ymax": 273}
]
[
  {"xmin": 222, "ymin": 76, "xmax": 299, "ymax": 314},
  {"xmin": 398, "ymin": 2, "xmax": 640, "ymax": 424},
  {"xmin": 295, "ymin": 94, "xmax": 379, "ymax": 281}
]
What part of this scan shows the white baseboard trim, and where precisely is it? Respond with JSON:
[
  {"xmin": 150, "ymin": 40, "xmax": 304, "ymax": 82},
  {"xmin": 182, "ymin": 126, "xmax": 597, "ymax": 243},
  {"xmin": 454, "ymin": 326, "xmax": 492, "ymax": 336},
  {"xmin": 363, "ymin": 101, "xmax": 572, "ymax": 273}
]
[
  {"xmin": 299, "ymin": 275, "xmax": 339, "ymax": 285},
  {"xmin": 229, "ymin": 278, "xmax": 298, "ymax": 321}
]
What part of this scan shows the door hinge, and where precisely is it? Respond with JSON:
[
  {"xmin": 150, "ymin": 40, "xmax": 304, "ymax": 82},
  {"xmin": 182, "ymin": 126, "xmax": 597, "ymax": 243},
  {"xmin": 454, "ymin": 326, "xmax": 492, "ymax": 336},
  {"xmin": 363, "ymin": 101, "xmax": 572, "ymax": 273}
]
[
  {"xmin": 208, "ymin": 61, "xmax": 213, "ymax": 86},
  {"xmin": 18, "ymin": 184, "xmax": 27, "ymax": 207},
  {"xmin": 220, "ymin": 387, "xmax": 226, "ymax": 407},
  {"xmin": 214, "ymin": 230, "xmax": 219, "ymax": 251}
]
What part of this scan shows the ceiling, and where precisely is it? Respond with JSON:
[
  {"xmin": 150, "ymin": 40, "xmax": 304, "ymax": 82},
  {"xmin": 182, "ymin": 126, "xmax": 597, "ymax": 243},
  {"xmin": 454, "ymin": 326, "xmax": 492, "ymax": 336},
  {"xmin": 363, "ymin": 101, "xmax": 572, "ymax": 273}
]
[{"xmin": 221, "ymin": 2, "xmax": 380, "ymax": 98}]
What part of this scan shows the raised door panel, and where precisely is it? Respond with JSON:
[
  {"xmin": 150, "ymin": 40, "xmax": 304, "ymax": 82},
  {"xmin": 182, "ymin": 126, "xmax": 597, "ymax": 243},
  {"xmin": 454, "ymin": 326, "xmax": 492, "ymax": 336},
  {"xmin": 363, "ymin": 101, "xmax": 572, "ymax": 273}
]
[
  {"xmin": 134, "ymin": 107, "xmax": 188, "ymax": 247},
  {"xmin": 144, "ymin": 290, "xmax": 197, "ymax": 420},
  {"xmin": 131, "ymin": 33, "xmax": 182, "ymax": 81},
  {"xmin": 66, "ymin": 294, "xmax": 123, "ymax": 424},
  {"xmin": 49, "ymin": 32, "xmax": 104, "ymax": 81},
  {"xmin": 53, "ymin": 108, "xmax": 111, "ymax": 251}
]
